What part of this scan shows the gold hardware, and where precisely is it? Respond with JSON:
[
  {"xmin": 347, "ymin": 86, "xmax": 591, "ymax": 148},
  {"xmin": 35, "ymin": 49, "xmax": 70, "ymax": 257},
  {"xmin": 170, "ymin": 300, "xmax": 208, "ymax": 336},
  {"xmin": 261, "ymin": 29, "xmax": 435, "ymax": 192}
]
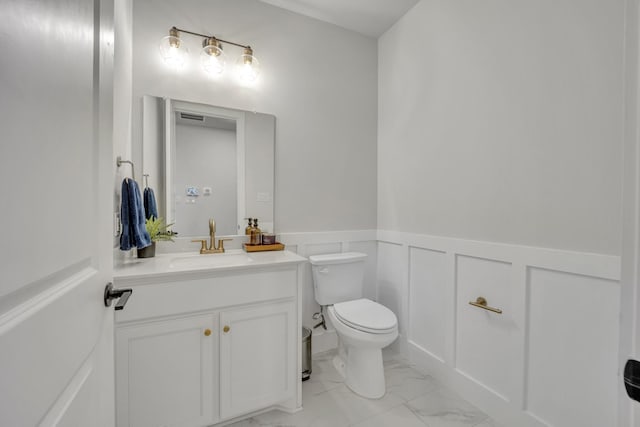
[
  {"xmin": 202, "ymin": 37, "xmax": 223, "ymax": 56},
  {"xmin": 169, "ymin": 27, "xmax": 180, "ymax": 48},
  {"xmin": 204, "ymin": 329, "xmax": 212, "ymax": 336},
  {"xmin": 192, "ymin": 239, "xmax": 207, "ymax": 253},
  {"xmin": 243, "ymin": 47, "xmax": 254, "ymax": 64},
  {"xmin": 468, "ymin": 297, "xmax": 502, "ymax": 314},
  {"xmin": 217, "ymin": 238, "xmax": 232, "ymax": 252},
  {"xmin": 192, "ymin": 218, "xmax": 232, "ymax": 254},
  {"xmin": 223, "ymin": 325, "xmax": 230, "ymax": 333}
]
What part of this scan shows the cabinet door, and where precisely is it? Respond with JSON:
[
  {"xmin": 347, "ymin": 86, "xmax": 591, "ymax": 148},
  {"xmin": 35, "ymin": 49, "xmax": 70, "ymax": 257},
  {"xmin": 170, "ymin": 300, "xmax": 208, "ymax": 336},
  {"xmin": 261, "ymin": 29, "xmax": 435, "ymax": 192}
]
[
  {"xmin": 219, "ymin": 301, "xmax": 296, "ymax": 420},
  {"xmin": 116, "ymin": 315, "xmax": 217, "ymax": 427}
]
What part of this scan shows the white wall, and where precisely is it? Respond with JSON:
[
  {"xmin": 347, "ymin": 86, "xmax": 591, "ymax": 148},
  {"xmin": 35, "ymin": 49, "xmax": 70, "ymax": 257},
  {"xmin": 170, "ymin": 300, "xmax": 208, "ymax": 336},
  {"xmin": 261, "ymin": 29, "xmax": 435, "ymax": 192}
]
[
  {"xmin": 378, "ymin": 0, "xmax": 625, "ymax": 255},
  {"xmin": 174, "ymin": 124, "xmax": 237, "ymax": 236},
  {"xmin": 131, "ymin": 0, "xmax": 378, "ymax": 234},
  {"xmin": 377, "ymin": 2, "xmax": 628, "ymax": 425}
]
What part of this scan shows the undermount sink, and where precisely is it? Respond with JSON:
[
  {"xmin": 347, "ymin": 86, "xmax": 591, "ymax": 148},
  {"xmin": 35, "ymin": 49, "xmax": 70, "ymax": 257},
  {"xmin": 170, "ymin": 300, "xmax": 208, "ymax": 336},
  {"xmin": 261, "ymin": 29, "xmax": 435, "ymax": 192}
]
[{"xmin": 169, "ymin": 251, "xmax": 254, "ymax": 270}]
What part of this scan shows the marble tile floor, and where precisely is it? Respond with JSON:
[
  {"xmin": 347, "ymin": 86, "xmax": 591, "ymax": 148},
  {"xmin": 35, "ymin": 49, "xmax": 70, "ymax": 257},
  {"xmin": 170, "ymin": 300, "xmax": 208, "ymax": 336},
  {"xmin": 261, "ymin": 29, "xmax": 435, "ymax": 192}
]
[{"xmin": 228, "ymin": 350, "xmax": 502, "ymax": 427}]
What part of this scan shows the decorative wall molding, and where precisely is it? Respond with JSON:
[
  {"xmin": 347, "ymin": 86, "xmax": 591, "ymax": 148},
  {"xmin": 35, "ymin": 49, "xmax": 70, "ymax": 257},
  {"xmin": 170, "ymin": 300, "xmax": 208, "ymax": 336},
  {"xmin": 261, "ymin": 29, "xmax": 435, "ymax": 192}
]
[
  {"xmin": 377, "ymin": 230, "xmax": 620, "ymax": 281},
  {"xmin": 376, "ymin": 229, "xmax": 621, "ymax": 427}
]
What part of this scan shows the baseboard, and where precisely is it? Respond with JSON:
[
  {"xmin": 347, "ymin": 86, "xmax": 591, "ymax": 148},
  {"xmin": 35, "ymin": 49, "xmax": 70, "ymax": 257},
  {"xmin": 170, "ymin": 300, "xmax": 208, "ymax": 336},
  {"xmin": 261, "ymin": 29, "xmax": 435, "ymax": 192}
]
[{"xmin": 410, "ymin": 339, "xmax": 559, "ymax": 427}]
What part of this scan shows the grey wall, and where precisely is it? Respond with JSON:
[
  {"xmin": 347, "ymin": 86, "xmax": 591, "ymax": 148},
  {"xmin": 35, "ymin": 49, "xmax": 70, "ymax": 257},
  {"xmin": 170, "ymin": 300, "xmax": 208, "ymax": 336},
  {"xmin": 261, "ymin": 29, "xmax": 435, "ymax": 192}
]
[
  {"xmin": 378, "ymin": 0, "xmax": 625, "ymax": 255},
  {"xmin": 132, "ymin": 0, "xmax": 378, "ymax": 234}
]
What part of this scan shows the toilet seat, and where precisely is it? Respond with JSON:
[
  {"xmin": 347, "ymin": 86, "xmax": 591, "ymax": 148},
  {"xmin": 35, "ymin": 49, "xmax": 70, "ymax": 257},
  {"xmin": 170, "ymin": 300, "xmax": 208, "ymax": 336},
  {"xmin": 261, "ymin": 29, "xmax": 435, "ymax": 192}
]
[{"xmin": 332, "ymin": 298, "xmax": 397, "ymax": 334}]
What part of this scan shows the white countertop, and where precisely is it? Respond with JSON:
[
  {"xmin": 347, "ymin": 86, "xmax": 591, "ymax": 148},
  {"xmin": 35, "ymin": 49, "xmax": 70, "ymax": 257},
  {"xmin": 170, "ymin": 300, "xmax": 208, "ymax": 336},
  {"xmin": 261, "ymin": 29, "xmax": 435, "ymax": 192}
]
[{"xmin": 114, "ymin": 249, "xmax": 307, "ymax": 282}]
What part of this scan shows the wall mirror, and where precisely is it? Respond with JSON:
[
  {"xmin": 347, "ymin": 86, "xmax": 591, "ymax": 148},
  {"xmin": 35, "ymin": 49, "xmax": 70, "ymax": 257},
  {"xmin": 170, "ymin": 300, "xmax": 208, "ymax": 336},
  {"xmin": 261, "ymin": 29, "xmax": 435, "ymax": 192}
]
[{"xmin": 141, "ymin": 96, "xmax": 275, "ymax": 237}]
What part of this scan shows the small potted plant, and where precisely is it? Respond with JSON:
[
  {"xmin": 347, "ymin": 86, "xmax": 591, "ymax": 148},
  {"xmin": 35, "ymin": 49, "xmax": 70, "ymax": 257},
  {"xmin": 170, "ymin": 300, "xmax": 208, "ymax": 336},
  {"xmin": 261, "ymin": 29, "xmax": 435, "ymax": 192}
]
[{"xmin": 138, "ymin": 217, "xmax": 175, "ymax": 258}]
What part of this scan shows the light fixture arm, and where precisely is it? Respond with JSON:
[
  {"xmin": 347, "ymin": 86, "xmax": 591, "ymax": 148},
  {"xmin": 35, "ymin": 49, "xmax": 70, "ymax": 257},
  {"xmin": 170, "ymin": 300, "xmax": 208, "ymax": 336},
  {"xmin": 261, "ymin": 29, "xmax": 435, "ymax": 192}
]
[{"xmin": 171, "ymin": 26, "xmax": 251, "ymax": 50}]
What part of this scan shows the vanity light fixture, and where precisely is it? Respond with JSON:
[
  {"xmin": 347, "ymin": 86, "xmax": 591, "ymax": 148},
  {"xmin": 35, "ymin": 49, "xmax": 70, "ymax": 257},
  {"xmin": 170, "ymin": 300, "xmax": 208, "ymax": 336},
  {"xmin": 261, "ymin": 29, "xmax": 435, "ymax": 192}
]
[
  {"xmin": 237, "ymin": 46, "xmax": 260, "ymax": 83},
  {"xmin": 201, "ymin": 37, "xmax": 226, "ymax": 75},
  {"xmin": 159, "ymin": 26, "xmax": 261, "ymax": 82},
  {"xmin": 158, "ymin": 27, "xmax": 188, "ymax": 69}
]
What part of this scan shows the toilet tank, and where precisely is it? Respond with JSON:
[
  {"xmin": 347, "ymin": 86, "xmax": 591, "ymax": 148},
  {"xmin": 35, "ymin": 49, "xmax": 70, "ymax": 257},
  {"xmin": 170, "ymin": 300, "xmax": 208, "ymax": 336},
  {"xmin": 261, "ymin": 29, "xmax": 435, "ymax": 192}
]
[{"xmin": 309, "ymin": 252, "xmax": 367, "ymax": 306}]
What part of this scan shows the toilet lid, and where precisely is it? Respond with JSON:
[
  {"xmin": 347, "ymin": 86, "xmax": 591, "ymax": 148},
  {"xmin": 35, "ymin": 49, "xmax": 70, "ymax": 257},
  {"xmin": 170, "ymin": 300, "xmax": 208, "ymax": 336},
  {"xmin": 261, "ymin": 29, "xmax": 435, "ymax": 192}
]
[{"xmin": 333, "ymin": 299, "xmax": 397, "ymax": 334}]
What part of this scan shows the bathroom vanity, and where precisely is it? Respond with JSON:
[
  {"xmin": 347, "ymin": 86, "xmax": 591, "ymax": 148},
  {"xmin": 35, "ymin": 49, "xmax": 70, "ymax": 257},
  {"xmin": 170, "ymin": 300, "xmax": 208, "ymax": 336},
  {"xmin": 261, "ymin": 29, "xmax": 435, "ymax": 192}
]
[{"xmin": 113, "ymin": 250, "xmax": 306, "ymax": 427}]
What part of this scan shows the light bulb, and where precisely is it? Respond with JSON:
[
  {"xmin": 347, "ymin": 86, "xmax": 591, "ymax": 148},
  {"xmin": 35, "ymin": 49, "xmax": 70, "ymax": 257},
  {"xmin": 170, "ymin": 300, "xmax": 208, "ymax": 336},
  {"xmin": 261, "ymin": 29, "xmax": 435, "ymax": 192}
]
[
  {"xmin": 200, "ymin": 38, "xmax": 226, "ymax": 75},
  {"xmin": 236, "ymin": 47, "xmax": 260, "ymax": 83},
  {"xmin": 159, "ymin": 28, "xmax": 188, "ymax": 69}
]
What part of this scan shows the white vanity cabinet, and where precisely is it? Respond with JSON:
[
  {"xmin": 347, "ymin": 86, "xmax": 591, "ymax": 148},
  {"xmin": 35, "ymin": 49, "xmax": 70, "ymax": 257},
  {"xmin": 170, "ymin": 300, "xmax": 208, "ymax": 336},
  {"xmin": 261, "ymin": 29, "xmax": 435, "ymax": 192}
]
[
  {"xmin": 219, "ymin": 301, "xmax": 296, "ymax": 419},
  {"xmin": 113, "ymin": 252, "xmax": 305, "ymax": 427},
  {"xmin": 116, "ymin": 314, "xmax": 217, "ymax": 427}
]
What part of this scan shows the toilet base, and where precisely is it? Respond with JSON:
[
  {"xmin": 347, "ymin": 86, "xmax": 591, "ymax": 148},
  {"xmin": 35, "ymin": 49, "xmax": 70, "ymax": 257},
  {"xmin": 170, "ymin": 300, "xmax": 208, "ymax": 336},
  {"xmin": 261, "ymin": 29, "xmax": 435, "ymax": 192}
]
[
  {"xmin": 333, "ymin": 347, "xmax": 386, "ymax": 399},
  {"xmin": 333, "ymin": 354, "xmax": 346, "ymax": 378}
]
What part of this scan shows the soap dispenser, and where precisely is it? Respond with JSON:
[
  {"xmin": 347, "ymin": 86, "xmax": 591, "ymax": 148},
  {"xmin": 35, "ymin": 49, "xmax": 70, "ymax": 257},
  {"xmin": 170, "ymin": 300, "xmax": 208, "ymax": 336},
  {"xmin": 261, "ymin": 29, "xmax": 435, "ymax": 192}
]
[
  {"xmin": 245, "ymin": 218, "xmax": 253, "ymax": 235},
  {"xmin": 250, "ymin": 218, "xmax": 262, "ymax": 245}
]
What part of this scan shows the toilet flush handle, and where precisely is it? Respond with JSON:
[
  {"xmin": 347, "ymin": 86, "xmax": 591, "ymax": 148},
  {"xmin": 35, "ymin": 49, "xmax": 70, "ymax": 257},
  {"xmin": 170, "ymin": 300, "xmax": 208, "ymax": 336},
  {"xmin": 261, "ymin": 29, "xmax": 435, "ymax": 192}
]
[{"xmin": 318, "ymin": 267, "xmax": 329, "ymax": 274}]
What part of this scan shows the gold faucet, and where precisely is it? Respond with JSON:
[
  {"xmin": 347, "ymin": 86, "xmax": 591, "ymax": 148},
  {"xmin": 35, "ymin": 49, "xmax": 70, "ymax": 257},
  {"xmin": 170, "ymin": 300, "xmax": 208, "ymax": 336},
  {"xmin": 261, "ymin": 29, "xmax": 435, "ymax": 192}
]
[{"xmin": 192, "ymin": 218, "xmax": 232, "ymax": 254}]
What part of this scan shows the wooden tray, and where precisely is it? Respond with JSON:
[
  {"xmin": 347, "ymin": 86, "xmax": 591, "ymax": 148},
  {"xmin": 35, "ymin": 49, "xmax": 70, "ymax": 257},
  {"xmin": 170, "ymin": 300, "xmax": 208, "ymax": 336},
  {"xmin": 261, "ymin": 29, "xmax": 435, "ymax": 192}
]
[{"xmin": 243, "ymin": 242, "xmax": 285, "ymax": 252}]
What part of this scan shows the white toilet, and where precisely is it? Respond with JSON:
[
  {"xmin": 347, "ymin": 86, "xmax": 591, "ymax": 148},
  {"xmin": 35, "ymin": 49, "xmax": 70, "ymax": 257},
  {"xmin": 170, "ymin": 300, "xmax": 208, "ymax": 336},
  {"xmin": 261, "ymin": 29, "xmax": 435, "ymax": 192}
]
[{"xmin": 309, "ymin": 252, "xmax": 398, "ymax": 399}]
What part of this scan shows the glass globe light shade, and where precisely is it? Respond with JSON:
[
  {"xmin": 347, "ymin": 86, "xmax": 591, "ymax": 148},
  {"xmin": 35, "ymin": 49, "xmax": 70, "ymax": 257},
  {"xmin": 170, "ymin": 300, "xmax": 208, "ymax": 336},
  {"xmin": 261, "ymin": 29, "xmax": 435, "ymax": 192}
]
[
  {"xmin": 236, "ymin": 48, "xmax": 260, "ymax": 83},
  {"xmin": 159, "ymin": 34, "xmax": 188, "ymax": 69},
  {"xmin": 200, "ymin": 39, "xmax": 226, "ymax": 75}
]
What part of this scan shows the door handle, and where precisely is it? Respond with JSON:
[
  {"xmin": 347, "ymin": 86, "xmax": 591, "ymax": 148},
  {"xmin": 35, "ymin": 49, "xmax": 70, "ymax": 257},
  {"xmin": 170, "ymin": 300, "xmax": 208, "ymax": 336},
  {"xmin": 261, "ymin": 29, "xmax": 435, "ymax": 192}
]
[
  {"xmin": 104, "ymin": 283, "xmax": 133, "ymax": 311},
  {"xmin": 625, "ymin": 359, "xmax": 640, "ymax": 402}
]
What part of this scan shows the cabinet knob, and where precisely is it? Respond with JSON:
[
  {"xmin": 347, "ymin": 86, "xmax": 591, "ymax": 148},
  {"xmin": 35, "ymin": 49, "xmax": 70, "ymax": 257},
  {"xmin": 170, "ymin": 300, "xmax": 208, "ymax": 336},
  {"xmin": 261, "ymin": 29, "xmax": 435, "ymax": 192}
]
[
  {"xmin": 204, "ymin": 329, "xmax": 212, "ymax": 336},
  {"xmin": 223, "ymin": 325, "xmax": 230, "ymax": 333}
]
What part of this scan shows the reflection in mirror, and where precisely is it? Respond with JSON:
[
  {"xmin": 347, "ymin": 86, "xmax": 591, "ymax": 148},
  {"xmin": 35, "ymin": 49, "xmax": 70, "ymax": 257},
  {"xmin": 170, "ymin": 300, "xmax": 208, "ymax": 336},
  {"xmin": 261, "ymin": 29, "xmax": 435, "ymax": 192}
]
[
  {"xmin": 175, "ymin": 113, "xmax": 237, "ymax": 236},
  {"xmin": 141, "ymin": 96, "xmax": 275, "ymax": 237}
]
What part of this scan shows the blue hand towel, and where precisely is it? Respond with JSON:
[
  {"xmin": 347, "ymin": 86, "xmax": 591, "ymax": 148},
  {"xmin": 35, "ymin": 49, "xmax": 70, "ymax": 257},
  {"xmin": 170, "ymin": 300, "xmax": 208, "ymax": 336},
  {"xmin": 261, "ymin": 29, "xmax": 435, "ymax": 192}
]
[
  {"xmin": 120, "ymin": 178, "xmax": 151, "ymax": 251},
  {"xmin": 143, "ymin": 187, "xmax": 158, "ymax": 220}
]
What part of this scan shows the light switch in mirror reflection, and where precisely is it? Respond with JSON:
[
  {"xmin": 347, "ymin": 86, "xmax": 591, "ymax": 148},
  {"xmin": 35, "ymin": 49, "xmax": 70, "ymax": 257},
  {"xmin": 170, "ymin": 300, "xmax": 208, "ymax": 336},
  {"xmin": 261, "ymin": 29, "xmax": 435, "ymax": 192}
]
[{"xmin": 141, "ymin": 96, "xmax": 275, "ymax": 237}]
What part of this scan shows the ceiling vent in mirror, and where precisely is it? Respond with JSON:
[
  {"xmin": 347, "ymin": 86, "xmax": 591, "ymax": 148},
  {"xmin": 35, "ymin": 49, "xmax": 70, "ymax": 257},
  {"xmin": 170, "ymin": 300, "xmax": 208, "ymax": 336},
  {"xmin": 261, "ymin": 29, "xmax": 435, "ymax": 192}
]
[{"xmin": 180, "ymin": 113, "xmax": 205, "ymax": 121}]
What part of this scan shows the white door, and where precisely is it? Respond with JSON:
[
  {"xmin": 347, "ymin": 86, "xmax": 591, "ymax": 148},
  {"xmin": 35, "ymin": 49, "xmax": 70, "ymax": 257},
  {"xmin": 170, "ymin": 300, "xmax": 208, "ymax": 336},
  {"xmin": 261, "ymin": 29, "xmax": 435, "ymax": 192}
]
[
  {"xmin": 0, "ymin": 0, "xmax": 115, "ymax": 425},
  {"xmin": 620, "ymin": 0, "xmax": 640, "ymax": 425}
]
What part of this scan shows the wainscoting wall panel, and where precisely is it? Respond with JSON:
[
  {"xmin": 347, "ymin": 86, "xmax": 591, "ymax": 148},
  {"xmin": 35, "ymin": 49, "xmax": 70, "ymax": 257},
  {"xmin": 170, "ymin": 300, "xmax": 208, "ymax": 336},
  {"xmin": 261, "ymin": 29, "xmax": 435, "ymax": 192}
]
[
  {"xmin": 408, "ymin": 247, "xmax": 448, "ymax": 363},
  {"xmin": 377, "ymin": 230, "xmax": 621, "ymax": 427},
  {"xmin": 526, "ymin": 267, "xmax": 619, "ymax": 427},
  {"xmin": 456, "ymin": 255, "xmax": 518, "ymax": 403},
  {"xmin": 377, "ymin": 241, "xmax": 408, "ymax": 354}
]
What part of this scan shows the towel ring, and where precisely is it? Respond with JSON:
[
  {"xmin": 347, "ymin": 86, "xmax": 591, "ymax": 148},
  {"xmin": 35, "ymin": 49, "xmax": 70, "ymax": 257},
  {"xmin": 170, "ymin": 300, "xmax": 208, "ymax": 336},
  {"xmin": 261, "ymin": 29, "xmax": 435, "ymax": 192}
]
[{"xmin": 117, "ymin": 156, "xmax": 135, "ymax": 181}]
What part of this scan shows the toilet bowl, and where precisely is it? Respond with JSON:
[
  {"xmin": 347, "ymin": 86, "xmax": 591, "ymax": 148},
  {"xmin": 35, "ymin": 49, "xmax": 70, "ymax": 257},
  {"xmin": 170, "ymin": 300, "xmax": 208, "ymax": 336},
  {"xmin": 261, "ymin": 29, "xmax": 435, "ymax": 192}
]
[
  {"xmin": 327, "ymin": 298, "xmax": 398, "ymax": 399},
  {"xmin": 309, "ymin": 252, "xmax": 399, "ymax": 399}
]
